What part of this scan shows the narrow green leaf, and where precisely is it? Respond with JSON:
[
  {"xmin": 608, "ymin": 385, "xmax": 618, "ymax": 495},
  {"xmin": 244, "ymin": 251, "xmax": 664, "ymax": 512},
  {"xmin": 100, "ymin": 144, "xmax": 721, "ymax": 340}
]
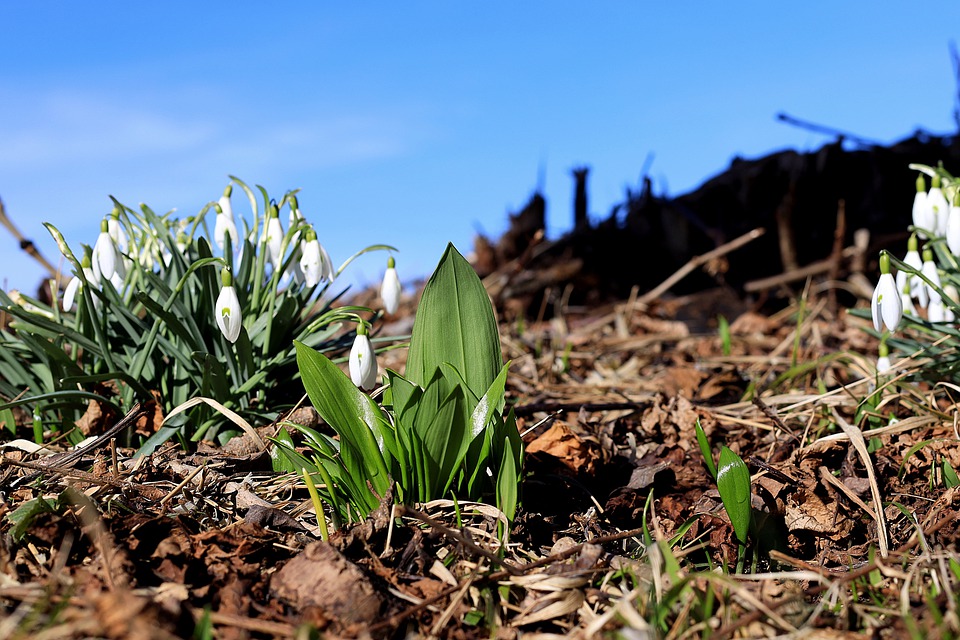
[
  {"xmin": 694, "ymin": 420, "xmax": 718, "ymax": 482},
  {"xmin": 496, "ymin": 436, "xmax": 519, "ymax": 523},
  {"xmin": 944, "ymin": 460, "xmax": 960, "ymax": 489},
  {"xmin": 406, "ymin": 243, "xmax": 501, "ymax": 401},
  {"xmin": 717, "ymin": 446, "xmax": 752, "ymax": 543}
]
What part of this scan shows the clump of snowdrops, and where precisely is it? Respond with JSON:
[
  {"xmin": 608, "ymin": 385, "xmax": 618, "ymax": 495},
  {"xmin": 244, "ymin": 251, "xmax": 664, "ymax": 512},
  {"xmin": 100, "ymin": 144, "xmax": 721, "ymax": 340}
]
[
  {"xmin": 869, "ymin": 163, "xmax": 960, "ymax": 379},
  {"xmin": 0, "ymin": 177, "xmax": 396, "ymax": 452}
]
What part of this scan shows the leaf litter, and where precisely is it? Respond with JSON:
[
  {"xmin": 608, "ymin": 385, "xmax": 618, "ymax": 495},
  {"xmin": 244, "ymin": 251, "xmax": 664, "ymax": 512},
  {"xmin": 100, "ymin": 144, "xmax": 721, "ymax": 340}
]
[{"xmin": 3, "ymin": 279, "xmax": 960, "ymax": 638}]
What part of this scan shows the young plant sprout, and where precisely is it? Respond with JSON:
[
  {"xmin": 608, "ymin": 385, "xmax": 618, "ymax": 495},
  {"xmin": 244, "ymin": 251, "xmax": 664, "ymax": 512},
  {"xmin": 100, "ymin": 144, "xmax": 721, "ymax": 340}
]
[
  {"xmin": 381, "ymin": 256, "xmax": 401, "ymax": 314},
  {"xmin": 215, "ymin": 268, "xmax": 242, "ymax": 344},
  {"xmin": 286, "ymin": 244, "xmax": 523, "ymax": 531},
  {"xmin": 872, "ymin": 252, "xmax": 902, "ymax": 333}
]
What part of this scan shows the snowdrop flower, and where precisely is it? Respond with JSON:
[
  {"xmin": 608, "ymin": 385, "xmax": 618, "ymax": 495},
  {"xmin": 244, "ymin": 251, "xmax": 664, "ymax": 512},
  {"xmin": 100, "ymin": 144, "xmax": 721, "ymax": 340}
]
[
  {"xmin": 107, "ymin": 208, "xmax": 128, "ymax": 256},
  {"xmin": 900, "ymin": 280, "xmax": 917, "ymax": 317},
  {"xmin": 215, "ymin": 269, "xmax": 242, "ymax": 343},
  {"xmin": 349, "ymin": 324, "xmax": 377, "ymax": 389},
  {"xmin": 929, "ymin": 174, "xmax": 950, "ymax": 237},
  {"xmin": 62, "ymin": 253, "xmax": 99, "ymax": 311},
  {"xmin": 214, "ymin": 200, "xmax": 239, "ymax": 253},
  {"xmin": 318, "ymin": 242, "xmax": 335, "ymax": 282},
  {"xmin": 872, "ymin": 252, "xmax": 902, "ymax": 332},
  {"xmin": 876, "ymin": 341, "xmax": 891, "ymax": 375},
  {"xmin": 944, "ymin": 284, "xmax": 959, "ymax": 323},
  {"xmin": 92, "ymin": 219, "xmax": 119, "ymax": 282},
  {"xmin": 929, "ymin": 296, "xmax": 947, "ymax": 323},
  {"xmin": 912, "ymin": 174, "xmax": 932, "ymax": 238},
  {"xmin": 263, "ymin": 204, "xmax": 284, "ymax": 269},
  {"xmin": 920, "ymin": 247, "xmax": 941, "ymax": 309},
  {"xmin": 896, "ymin": 234, "xmax": 925, "ymax": 308},
  {"xmin": 949, "ymin": 193, "xmax": 960, "ymax": 257},
  {"xmin": 298, "ymin": 228, "xmax": 329, "ymax": 288},
  {"xmin": 380, "ymin": 256, "xmax": 401, "ymax": 314},
  {"xmin": 218, "ymin": 184, "xmax": 234, "ymax": 222}
]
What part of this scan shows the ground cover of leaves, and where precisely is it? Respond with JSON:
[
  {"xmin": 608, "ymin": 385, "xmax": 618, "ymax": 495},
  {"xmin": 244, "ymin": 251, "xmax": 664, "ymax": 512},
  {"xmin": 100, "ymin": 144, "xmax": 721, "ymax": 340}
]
[{"xmin": 2, "ymin": 283, "xmax": 959, "ymax": 639}]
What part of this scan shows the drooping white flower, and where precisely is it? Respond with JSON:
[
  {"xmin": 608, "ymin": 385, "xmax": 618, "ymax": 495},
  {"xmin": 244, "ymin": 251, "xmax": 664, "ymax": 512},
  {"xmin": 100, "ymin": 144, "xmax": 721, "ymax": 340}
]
[
  {"xmin": 872, "ymin": 253, "xmax": 902, "ymax": 333},
  {"xmin": 380, "ymin": 256, "xmax": 401, "ymax": 314},
  {"xmin": 218, "ymin": 184, "xmax": 234, "ymax": 221},
  {"xmin": 215, "ymin": 269, "xmax": 242, "ymax": 343},
  {"xmin": 901, "ymin": 284, "xmax": 917, "ymax": 317},
  {"xmin": 876, "ymin": 355, "xmax": 891, "ymax": 374},
  {"xmin": 876, "ymin": 340, "xmax": 892, "ymax": 374},
  {"xmin": 349, "ymin": 326, "xmax": 377, "ymax": 389},
  {"xmin": 298, "ymin": 228, "xmax": 325, "ymax": 288},
  {"xmin": 214, "ymin": 200, "xmax": 239, "ymax": 253},
  {"xmin": 929, "ymin": 297, "xmax": 947, "ymax": 323},
  {"xmin": 913, "ymin": 174, "xmax": 932, "ymax": 238},
  {"xmin": 928, "ymin": 174, "xmax": 950, "ymax": 237},
  {"xmin": 947, "ymin": 200, "xmax": 960, "ymax": 257},
  {"xmin": 319, "ymin": 242, "xmax": 335, "ymax": 282},
  {"xmin": 896, "ymin": 234, "xmax": 925, "ymax": 308},
  {"xmin": 107, "ymin": 208, "xmax": 128, "ymax": 256},
  {"xmin": 921, "ymin": 247, "xmax": 941, "ymax": 310},
  {"xmin": 944, "ymin": 284, "xmax": 958, "ymax": 323},
  {"xmin": 62, "ymin": 254, "xmax": 99, "ymax": 311},
  {"xmin": 263, "ymin": 205, "xmax": 284, "ymax": 268},
  {"xmin": 92, "ymin": 219, "xmax": 118, "ymax": 282}
]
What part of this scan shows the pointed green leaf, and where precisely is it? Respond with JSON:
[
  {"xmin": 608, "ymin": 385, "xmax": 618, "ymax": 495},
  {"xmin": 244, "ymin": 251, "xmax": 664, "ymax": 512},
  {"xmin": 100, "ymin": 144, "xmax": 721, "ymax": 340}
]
[
  {"xmin": 406, "ymin": 243, "xmax": 501, "ymax": 401},
  {"xmin": 496, "ymin": 436, "xmax": 519, "ymax": 523},
  {"xmin": 717, "ymin": 446, "xmax": 752, "ymax": 543}
]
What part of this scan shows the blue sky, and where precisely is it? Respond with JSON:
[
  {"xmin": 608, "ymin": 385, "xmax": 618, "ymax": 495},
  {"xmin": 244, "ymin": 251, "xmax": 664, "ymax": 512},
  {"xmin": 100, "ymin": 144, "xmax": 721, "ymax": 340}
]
[{"xmin": 2, "ymin": 3, "xmax": 959, "ymax": 295}]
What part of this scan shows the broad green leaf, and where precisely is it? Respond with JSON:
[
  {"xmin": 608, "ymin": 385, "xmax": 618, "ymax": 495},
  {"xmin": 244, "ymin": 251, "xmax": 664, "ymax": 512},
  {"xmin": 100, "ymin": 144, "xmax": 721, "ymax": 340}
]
[
  {"xmin": 717, "ymin": 446, "xmax": 752, "ymax": 543},
  {"xmin": 406, "ymin": 243, "xmax": 501, "ymax": 401},
  {"xmin": 8, "ymin": 495, "xmax": 58, "ymax": 542}
]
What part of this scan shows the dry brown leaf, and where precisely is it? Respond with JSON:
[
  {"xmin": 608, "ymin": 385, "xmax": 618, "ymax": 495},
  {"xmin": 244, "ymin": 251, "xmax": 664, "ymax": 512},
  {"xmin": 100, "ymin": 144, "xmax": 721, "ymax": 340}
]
[{"xmin": 526, "ymin": 421, "xmax": 599, "ymax": 474}]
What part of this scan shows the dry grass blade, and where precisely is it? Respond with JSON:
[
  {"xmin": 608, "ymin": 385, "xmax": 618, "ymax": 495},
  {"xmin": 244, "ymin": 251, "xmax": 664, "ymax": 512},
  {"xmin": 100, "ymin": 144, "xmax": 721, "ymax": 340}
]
[
  {"xmin": 829, "ymin": 406, "xmax": 889, "ymax": 556},
  {"xmin": 163, "ymin": 396, "xmax": 265, "ymax": 449}
]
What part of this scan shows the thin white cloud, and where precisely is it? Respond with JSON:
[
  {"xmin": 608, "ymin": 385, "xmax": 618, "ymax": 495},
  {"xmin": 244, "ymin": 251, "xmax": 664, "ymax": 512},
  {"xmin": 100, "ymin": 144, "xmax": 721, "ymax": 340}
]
[{"xmin": 0, "ymin": 88, "xmax": 428, "ymax": 175}]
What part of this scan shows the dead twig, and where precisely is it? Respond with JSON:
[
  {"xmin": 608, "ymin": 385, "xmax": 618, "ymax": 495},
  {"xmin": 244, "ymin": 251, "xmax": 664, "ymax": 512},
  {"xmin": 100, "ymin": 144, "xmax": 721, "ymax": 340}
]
[
  {"xmin": 637, "ymin": 228, "xmax": 765, "ymax": 305},
  {"xmin": 0, "ymin": 196, "xmax": 60, "ymax": 280}
]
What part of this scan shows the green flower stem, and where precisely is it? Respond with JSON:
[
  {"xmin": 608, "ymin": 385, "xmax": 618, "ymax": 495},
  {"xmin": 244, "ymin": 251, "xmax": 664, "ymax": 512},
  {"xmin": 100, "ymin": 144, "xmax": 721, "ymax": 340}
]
[
  {"xmin": 335, "ymin": 244, "xmax": 399, "ymax": 279},
  {"xmin": 311, "ymin": 461, "xmax": 342, "ymax": 530}
]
